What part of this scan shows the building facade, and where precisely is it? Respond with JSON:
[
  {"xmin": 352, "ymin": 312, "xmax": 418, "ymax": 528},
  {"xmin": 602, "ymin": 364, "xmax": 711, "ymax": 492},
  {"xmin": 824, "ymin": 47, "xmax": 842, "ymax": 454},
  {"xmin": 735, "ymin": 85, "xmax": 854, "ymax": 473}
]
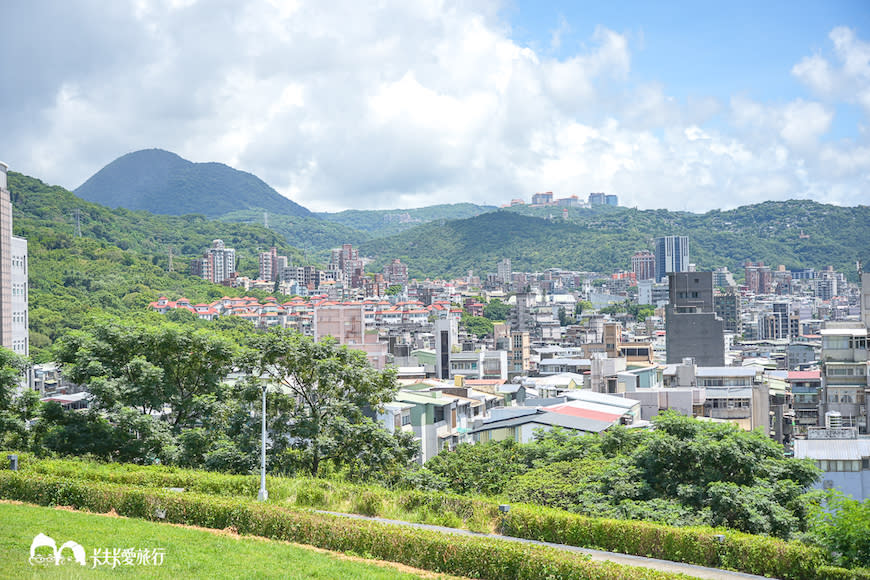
[
  {"xmin": 654, "ymin": 236, "xmax": 689, "ymax": 282},
  {"xmin": 666, "ymin": 272, "xmax": 725, "ymax": 366},
  {"xmin": 0, "ymin": 163, "xmax": 28, "ymax": 356},
  {"xmin": 191, "ymin": 239, "xmax": 236, "ymax": 284},
  {"xmin": 631, "ymin": 250, "xmax": 656, "ymax": 281}
]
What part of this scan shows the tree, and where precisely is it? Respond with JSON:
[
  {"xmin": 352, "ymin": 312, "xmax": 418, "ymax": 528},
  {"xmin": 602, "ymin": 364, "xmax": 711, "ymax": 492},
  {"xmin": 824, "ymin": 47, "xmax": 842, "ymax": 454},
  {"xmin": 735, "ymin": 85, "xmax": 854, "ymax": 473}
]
[
  {"xmin": 461, "ymin": 314, "xmax": 493, "ymax": 338},
  {"xmin": 54, "ymin": 315, "xmax": 238, "ymax": 429},
  {"xmin": 0, "ymin": 348, "xmax": 31, "ymax": 449},
  {"xmin": 0, "ymin": 347, "xmax": 28, "ymax": 411},
  {"xmin": 244, "ymin": 329, "xmax": 407, "ymax": 477},
  {"xmin": 483, "ymin": 299, "xmax": 512, "ymax": 321},
  {"xmin": 385, "ymin": 284, "xmax": 403, "ymax": 296},
  {"xmin": 557, "ymin": 306, "xmax": 576, "ymax": 326},
  {"xmin": 808, "ymin": 491, "xmax": 870, "ymax": 568},
  {"xmin": 575, "ymin": 300, "xmax": 593, "ymax": 316}
]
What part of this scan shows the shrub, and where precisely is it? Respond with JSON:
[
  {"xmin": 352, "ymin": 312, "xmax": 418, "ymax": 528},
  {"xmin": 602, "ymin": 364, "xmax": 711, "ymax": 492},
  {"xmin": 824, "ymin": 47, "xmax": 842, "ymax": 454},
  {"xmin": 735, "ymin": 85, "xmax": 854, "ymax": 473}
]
[{"xmin": 0, "ymin": 471, "xmax": 683, "ymax": 580}]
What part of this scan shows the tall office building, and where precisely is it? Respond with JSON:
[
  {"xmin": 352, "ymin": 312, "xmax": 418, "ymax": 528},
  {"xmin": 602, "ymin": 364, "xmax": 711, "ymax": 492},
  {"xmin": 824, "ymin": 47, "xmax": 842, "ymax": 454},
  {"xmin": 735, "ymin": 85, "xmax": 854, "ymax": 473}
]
[
  {"xmin": 0, "ymin": 162, "xmax": 28, "ymax": 355},
  {"xmin": 655, "ymin": 236, "xmax": 689, "ymax": 282}
]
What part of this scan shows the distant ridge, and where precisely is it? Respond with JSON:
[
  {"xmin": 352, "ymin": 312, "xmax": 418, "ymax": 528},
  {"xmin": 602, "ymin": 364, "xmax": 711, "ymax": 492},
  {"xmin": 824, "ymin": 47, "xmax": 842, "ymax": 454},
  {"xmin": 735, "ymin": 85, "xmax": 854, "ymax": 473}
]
[{"xmin": 75, "ymin": 149, "xmax": 312, "ymax": 218}]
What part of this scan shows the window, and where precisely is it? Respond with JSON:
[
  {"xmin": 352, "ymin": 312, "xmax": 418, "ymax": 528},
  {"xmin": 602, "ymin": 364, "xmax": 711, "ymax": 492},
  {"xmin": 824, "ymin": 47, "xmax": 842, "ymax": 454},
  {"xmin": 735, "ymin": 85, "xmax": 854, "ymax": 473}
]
[
  {"xmin": 823, "ymin": 336, "xmax": 850, "ymax": 350},
  {"xmin": 401, "ymin": 414, "xmax": 411, "ymax": 426}
]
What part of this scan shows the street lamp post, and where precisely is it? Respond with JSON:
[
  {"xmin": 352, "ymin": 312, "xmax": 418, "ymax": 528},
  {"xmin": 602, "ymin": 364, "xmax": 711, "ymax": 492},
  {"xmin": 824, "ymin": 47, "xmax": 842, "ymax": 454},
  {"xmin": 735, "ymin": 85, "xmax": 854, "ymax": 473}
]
[{"xmin": 257, "ymin": 384, "xmax": 268, "ymax": 502}]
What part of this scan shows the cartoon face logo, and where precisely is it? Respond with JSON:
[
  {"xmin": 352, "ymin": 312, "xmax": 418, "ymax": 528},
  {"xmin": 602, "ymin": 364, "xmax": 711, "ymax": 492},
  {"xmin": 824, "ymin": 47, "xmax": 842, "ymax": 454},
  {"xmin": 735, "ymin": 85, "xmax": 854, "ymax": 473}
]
[{"xmin": 29, "ymin": 533, "xmax": 87, "ymax": 566}]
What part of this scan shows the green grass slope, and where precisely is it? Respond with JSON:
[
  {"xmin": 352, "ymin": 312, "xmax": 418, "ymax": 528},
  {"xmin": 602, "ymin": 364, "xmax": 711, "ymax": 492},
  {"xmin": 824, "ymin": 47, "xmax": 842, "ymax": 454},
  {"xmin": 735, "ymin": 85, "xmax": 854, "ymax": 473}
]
[{"xmin": 0, "ymin": 502, "xmax": 425, "ymax": 579}]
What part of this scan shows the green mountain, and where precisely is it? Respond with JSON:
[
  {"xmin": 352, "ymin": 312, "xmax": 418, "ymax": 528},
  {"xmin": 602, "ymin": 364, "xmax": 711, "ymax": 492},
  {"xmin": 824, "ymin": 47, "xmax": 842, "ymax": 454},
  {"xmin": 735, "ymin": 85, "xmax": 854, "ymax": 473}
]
[
  {"xmin": 75, "ymin": 149, "xmax": 313, "ymax": 218},
  {"xmin": 359, "ymin": 202, "xmax": 870, "ymax": 280},
  {"xmin": 10, "ymin": 172, "xmax": 306, "ymax": 360},
  {"xmin": 317, "ymin": 203, "xmax": 497, "ymax": 237}
]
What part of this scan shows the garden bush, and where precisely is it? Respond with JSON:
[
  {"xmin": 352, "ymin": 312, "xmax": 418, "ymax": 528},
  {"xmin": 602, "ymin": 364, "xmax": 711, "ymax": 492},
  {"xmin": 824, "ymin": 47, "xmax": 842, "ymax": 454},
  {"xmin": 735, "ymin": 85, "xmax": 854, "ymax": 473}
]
[{"xmin": 0, "ymin": 471, "xmax": 682, "ymax": 580}]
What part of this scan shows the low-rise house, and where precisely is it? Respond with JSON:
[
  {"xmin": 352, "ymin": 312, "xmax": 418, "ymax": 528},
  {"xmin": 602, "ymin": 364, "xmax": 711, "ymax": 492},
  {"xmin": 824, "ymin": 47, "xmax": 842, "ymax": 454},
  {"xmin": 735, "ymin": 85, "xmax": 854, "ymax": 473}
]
[{"xmin": 794, "ymin": 427, "xmax": 870, "ymax": 500}]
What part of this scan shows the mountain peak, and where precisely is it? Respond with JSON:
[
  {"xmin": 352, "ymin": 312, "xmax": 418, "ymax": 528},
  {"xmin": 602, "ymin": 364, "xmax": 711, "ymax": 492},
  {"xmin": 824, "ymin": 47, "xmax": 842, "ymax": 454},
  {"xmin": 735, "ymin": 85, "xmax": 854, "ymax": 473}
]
[{"xmin": 75, "ymin": 149, "xmax": 312, "ymax": 218}]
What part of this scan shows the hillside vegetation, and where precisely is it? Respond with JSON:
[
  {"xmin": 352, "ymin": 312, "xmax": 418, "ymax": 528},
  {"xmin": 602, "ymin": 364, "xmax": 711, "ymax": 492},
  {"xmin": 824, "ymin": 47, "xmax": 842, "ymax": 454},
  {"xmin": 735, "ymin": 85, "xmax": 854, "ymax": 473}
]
[
  {"xmin": 9, "ymin": 172, "xmax": 303, "ymax": 359},
  {"xmin": 360, "ymin": 202, "xmax": 870, "ymax": 279},
  {"xmin": 75, "ymin": 148, "xmax": 312, "ymax": 218}
]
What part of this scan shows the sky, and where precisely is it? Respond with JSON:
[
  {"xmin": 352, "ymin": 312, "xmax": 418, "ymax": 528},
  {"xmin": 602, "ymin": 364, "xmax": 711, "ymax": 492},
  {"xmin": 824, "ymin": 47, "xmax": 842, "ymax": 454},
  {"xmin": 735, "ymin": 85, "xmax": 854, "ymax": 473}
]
[{"xmin": 2, "ymin": 0, "xmax": 869, "ymax": 212}]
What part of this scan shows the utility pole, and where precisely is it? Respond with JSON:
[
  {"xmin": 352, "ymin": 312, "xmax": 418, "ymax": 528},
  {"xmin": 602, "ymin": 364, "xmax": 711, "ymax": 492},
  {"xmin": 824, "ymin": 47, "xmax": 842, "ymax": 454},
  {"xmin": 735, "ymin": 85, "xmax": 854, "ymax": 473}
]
[
  {"xmin": 264, "ymin": 211, "xmax": 268, "ymax": 229},
  {"xmin": 168, "ymin": 246, "xmax": 174, "ymax": 272},
  {"xmin": 72, "ymin": 209, "xmax": 82, "ymax": 237}
]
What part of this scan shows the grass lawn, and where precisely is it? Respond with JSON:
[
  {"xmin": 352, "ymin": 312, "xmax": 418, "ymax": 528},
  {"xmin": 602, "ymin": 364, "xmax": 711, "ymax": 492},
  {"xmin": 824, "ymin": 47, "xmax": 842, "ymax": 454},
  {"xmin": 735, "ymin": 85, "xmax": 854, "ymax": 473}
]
[{"xmin": 0, "ymin": 502, "xmax": 444, "ymax": 580}]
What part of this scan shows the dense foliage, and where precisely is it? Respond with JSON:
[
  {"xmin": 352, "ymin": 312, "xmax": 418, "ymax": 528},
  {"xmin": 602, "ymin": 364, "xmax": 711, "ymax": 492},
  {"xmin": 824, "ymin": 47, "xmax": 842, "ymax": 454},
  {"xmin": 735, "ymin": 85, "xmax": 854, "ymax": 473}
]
[
  {"xmin": 4, "ymin": 315, "xmax": 415, "ymax": 483},
  {"xmin": 9, "ymin": 172, "xmax": 305, "ymax": 360},
  {"xmin": 360, "ymin": 203, "xmax": 870, "ymax": 280},
  {"xmin": 808, "ymin": 491, "xmax": 870, "ymax": 568},
  {"xmin": 0, "ymin": 458, "xmax": 845, "ymax": 580},
  {"xmin": 317, "ymin": 203, "xmax": 494, "ymax": 236},
  {"xmin": 425, "ymin": 413, "xmax": 820, "ymax": 539},
  {"xmin": 0, "ymin": 470, "xmax": 686, "ymax": 580},
  {"xmin": 75, "ymin": 148, "xmax": 312, "ymax": 218}
]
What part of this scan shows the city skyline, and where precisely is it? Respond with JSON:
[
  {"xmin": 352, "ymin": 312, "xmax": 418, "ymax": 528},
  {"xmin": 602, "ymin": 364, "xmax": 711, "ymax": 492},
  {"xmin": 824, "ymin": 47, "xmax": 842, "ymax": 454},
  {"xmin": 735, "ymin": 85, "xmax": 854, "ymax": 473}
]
[{"xmin": 2, "ymin": 1, "xmax": 868, "ymax": 213}]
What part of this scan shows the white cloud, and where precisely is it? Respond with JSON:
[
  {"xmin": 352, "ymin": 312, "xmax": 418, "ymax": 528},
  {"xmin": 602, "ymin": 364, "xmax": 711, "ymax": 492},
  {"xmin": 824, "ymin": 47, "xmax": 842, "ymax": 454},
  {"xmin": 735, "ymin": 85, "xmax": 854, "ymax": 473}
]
[
  {"xmin": 793, "ymin": 26, "xmax": 870, "ymax": 114},
  {"xmin": 0, "ymin": 3, "xmax": 868, "ymax": 212}
]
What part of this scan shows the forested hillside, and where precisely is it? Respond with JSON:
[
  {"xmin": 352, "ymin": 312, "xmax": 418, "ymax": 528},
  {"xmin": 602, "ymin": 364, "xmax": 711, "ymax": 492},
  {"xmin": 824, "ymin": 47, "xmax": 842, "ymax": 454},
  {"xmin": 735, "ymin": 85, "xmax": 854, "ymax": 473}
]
[
  {"xmin": 317, "ymin": 203, "xmax": 496, "ymax": 236},
  {"xmin": 75, "ymin": 149, "xmax": 312, "ymax": 218},
  {"xmin": 9, "ymin": 172, "xmax": 303, "ymax": 360},
  {"xmin": 361, "ymin": 202, "xmax": 870, "ymax": 279}
]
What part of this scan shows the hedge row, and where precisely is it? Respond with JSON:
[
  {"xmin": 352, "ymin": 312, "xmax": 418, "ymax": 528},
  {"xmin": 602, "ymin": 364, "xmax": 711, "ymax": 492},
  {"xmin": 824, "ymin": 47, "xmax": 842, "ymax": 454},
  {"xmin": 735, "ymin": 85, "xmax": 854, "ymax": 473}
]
[
  {"xmin": 0, "ymin": 472, "xmax": 683, "ymax": 580},
  {"xmin": 19, "ymin": 456, "xmax": 500, "ymax": 529},
  {"xmin": 816, "ymin": 566, "xmax": 870, "ymax": 580},
  {"xmin": 8, "ymin": 455, "xmax": 834, "ymax": 579},
  {"xmin": 503, "ymin": 504, "xmax": 827, "ymax": 580}
]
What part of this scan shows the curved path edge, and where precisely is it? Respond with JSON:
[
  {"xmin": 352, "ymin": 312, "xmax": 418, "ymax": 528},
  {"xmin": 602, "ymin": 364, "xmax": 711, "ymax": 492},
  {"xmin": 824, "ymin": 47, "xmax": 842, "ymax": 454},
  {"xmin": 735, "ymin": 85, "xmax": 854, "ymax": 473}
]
[{"xmin": 313, "ymin": 509, "xmax": 772, "ymax": 580}]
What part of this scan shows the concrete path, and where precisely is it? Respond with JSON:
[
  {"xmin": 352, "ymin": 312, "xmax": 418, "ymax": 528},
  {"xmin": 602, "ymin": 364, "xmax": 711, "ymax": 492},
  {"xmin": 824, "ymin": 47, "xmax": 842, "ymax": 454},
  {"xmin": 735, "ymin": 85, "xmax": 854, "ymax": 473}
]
[{"xmin": 314, "ymin": 510, "xmax": 772, "ymax": 580}]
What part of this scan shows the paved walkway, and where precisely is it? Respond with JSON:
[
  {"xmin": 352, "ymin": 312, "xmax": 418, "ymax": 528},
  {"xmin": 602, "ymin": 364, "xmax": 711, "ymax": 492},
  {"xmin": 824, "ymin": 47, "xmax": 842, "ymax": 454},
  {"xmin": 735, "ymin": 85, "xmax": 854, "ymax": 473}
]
[{"xmin": 315, "ymin": 510, "xmax": 772, "ymax": 580}]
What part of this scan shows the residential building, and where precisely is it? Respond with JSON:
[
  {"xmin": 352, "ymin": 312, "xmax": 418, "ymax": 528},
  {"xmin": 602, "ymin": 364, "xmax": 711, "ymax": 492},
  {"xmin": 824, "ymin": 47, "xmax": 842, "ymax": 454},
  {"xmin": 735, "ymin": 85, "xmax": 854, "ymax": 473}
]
[
  {"xmin": 819, "ymin": 323, "xmax": 868, "ymax": 433},
  {"xmin": 605, "ymin": 194, "xmax": 618, "ymax": 206},
  {"xmin": 788, "ymin": 370, "xmax": 822, "ymax": 436},
  {"xmin": 665, "ymin": 272, "xmax": 725, "ymax": 366},
  {"xmin": 258, "ymin": 247, "xmax": 289, "ymax": 282},
  {"xmin": 312, "ymin": 302, "xmax": 387, "ymax": 369},
  {"xmin": 861, "ymin": 272, "xmax": 870, "ymax": 328},
  {"xmin": 714, "ymin": 287, "xmax": 742, "ymax": 334},
  {"xmin": 744, "ymin": 261, "xmax": 772, "ymax": 295},
  {"xmin": 587, "ymin": 192, "xmax": 605, "ymax": 205},
  {"xmin": 449, "ymin": 348, "xmax": 508, "ymax": 381},
  {"xmin": 654, "ymin": 236, "xmax": 689, "ymax": 282},
  {"xmin": 496, "ymin": 258, "xmax": 512, "ymax": 285},
  {"xmin": 0, "ymin": 162, "xmax": 28, "ymax": 356},
  {"xmin": 383, "ymin": 258, "xmax": 408, "ymax": 285},
  {"xmin": 328, "ymin": 244, "xmax": 365, "ymax": 288},
  {"xmin": 509, "ymin": 330, "xmax": 530, "ymax": 375},
  {"xmin": 794, "ymin": 428, "xmax": 870, "ymax": 501},
  {"xmin": 638, "ymin": 279, "xmax": 669, "ymax": 306},
  {"xmin": 531, "ymin": 192, "xmax": 554, "ymax": 205},
  {"xmin": 631, "ymin": 251, "xmax": 656, "ymax": 281},
  {"xmin": 434, "ymin": 316, "xmax": 458, "ymax": 380},
  {"xmin": 191, "ymin": 239, "xmax": 236, "ymax": 284}
]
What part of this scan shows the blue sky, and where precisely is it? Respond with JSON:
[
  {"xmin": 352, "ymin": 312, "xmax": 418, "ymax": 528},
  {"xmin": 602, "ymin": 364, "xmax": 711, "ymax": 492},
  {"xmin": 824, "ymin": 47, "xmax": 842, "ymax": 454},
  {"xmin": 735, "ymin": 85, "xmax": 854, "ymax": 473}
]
[
  {"xmin": 1, "ymin": 0, "xmax": 868, "ymax": 212},
  {"xmin": 507, "ymin": 0, "xmax": 869, "ymax": 139}
]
